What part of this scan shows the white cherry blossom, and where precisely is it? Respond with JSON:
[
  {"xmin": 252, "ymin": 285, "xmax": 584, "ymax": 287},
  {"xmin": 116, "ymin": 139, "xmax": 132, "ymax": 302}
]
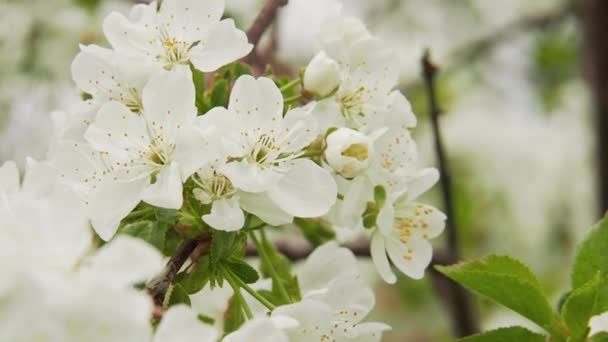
[
  {"xmin": 71, "ymin": 44, "xmax": 154, "ymax": 111},
  {"xmin": 103, "ymin": 0, "xmax": 252, "ymax": 71},
  {"xmin": 199, "ymin": 75, "xmax": 338, "ymax": 220},
  {"xmin": 56, "ymin": 68, "xmax": 211, "ymax": 239},
  {"xmin": 272, "ymin": 242, "xmax": 390, "ymax": 341},
  {"xmin": 372, "ymin": 168, "xmax": 446, "ymax": 283}
]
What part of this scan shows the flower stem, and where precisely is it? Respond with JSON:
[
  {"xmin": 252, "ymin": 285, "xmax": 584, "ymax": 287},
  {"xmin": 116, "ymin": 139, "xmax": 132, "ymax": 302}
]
[
  {"xmin": 283, "ymin": 94, "xmax": 303, "ymax": 104},
  {"xmin": 250, "ymin": 230, "xmax": 292, "ymax": 304},
  {"xmin": 225, "ymin": 266, "xmax": 276, "ymax": 311},
  {"xmin": 280, "ymin": 78, "xmax": 301, "ymax": 93},
  {"xmin": 222, "ymin": 267, "xmax": 254, "ymax": 319}
]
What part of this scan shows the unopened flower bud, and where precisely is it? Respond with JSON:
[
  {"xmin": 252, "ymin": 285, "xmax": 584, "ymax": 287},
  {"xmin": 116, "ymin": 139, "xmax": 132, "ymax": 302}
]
[
  {"xmin": 303, "ymin": 51, "xmax": 341, "ymax": 97},
  {"xmin": 324, "ymin": 128, "xmax": 373, "ymax": 178}
]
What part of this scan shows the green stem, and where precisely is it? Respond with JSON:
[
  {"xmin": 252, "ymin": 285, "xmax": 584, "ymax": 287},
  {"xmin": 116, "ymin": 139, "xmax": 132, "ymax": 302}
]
[
  {"xmin": 126, "ymin": 207, "xmax": 155, "ymax": 220},
  {"xmin": 225, "ymin": 267, "xmax": 276, "ymax": 311},
  {"xmin": 250, "ymin": 230, "xmax": 292, "ymax": 304},
  {"xmin": 280, "ymin": 78, "xmax": 301, "ymax": 93},
  {"xmin": 283, "ymin": 94, "xmax": 303, "ymax": 104},
  {"xmin": 222, "ymin": 267, "xmax": 254, "ymax": 319}
]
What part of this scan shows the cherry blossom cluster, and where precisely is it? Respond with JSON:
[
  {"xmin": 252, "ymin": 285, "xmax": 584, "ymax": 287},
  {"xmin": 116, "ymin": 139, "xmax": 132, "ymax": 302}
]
[{"xmin": 0, "ymin": 0, "xmax": 445, "ymax": 340}]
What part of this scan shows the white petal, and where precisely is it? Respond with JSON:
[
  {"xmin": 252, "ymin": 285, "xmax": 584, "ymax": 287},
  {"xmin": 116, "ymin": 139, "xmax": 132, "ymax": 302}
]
[
  {"xmin": 195, "ymin": 107, "xmax": 245, "ymax": 157},
  {"xmin": 267, "ymin": 159, "xmax": 337, "ymax": 217},
  {"xmin": 85, "ymin": 101, "xmax": 150, "ymax": 161},
  {"xmin": 336, "ymin": 176, "xmax": 372, "ymax": 228},
  {"xmin": 303, "ymin": 51, "xmax": 341, "ymax": 96},
  {"xmin": 202, "ymin": 197, "xmax": 245, "ymax": 231},
  {"xmin": 386, "ymin": 236, "xmax": 432, "ymax": 280},
  {"xmin": 190, "ymin": 19, "xmax": 253, "ymax": 72},
  {"xmin": 589, "ymin": 312, "xmax": 608, "ymax": 336},
  {"xmin": 71, "ymin": 45, "xmax": 151, "ymax": 105},
  {"xmin": 154, "ymin": 305, "xmax": 219, "ymax": 342},
  {"xmin": 0, "ymin": 160, "xmax": 19, "ymax": 193},
  {"xmin": 376, "ymin": 203, "xmax": 395, "ymax": 235},
  {"xmin": 142, "ymin": 162, "xmax": 183, "ymax": 209},
  {"xmin": 406, "ymin": 168, "xmax": 439, "ymax": 201},
  {"xmin": 160, "ymin": 0, "xmax": 224, "ymax": 42},
  {"xmin": 298, "ymin": 242, "xmax": 358, "ymax": 293},
  {"xmin": 172, "ymin": 124, "xmax": 212, "ymax": 181},
  {"xmin": 103, "ymin": 11, "xmax": 155, "ymax": 56},
  {"xmin": 372, "ymin": 121, "xmax": 417, "ymax": 175},
  {"xmin": 223, "ymin": 318, "xmax": 289, "ymax": 342},
  {"xmin": 238, "ymin": 191, "xmax": 293, "ymax": 226},
  {"xmin": 81, "ymin": 235, "xmax": 164, "ymax": 287},
  {"xmin": 348, "ymin": 322, "xmax": 391, "ymax": 342},
  {"xmin": 89, "ymin": 176, "xmax": 148, "ymax": 240},
  {"xmin": 22, "ymin": 158, "xmax": 56, "ymax": 195},
  {"xmin": 281, "ymin": 107, "xmax": 319, "ymax": 152},
  {"xmin": 387, "ymin": 91, "xmax": 417, "ymax": 128},
  {"xmin": 228, "ymin": 75, "xmax": 283, "ymax": 128},
  {"xmin": 223, "ymin": 159, "xmax": 282, "ymax": 193},
  {"xmin": 398, "ymin": 202, "xmax": 446, "ymax": 239},
  {"xmin": 272, "ymin": 300, "xmax": 334, "ymax": 341},
  {"xmin": 142, "ymin": 68, "xmax": 197, "ymax": 142},
  {"xmin": 310, "ymin": 98, "xmax": 345, "ymax": 132},
  {"xmin": 370, "ymin": 231, "xmax": 396, "ymax": 284},
  {"xmin": 142, "ymin": 68, "xmax": 197, "ymax": 143}
]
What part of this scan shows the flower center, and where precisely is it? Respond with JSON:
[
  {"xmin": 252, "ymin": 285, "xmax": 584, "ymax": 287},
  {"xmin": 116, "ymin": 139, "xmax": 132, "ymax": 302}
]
[
  {"xmin": 155, "ymin": 24, "xmax": 192, "ymax": 70},
  {"xmin": 338, "ymin": 86, "xmax": 366, "ymax": 120},
  {"xmin": 193, "ymin": 170, "xmax": 236, "ymax": 204},
  {"xmin": 249, "ymin": 134, "xmax": 282, "ymax": 166},
  {"xmin": 341, "ymin": 143, "xmax": 369, "ymax": 161}
]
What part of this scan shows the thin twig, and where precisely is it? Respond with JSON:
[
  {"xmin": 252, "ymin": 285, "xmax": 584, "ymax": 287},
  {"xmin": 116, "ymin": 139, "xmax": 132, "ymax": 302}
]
[
  {"xmin": 422, "ymin": 50, "xmax": 478, "ymax": 337},
  {"xmin": 403, "ymin": 5, "xmax": 575, "ymax": 92}
]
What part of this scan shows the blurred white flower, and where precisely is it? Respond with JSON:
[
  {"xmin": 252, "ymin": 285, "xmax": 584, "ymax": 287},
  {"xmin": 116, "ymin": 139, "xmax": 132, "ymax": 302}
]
[{"xmin": 272, "ymin": 242, "xmax": 390, "ymax": 341}]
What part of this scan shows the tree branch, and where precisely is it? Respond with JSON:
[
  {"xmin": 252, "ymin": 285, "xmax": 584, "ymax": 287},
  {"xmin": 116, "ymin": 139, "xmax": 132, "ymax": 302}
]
[
  {"xmin": 422, "ymin": 50, "xmax": 478, "ymax": 337},
  {"xmin": 146, "ymin": 234, "xmax": 211, "ymax": 307},
  {"xmin": 581, "ymin": 0, "xmax": 608, "ymax": 215},
  {"xmin": 246, "ymin": 0, "xmax": 288, "ymax": 51}
]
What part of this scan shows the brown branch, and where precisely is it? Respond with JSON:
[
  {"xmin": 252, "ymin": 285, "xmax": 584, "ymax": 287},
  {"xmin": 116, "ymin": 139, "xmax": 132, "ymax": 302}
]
[
  {"xmin": 450, "ymin": 5, "xmax": 575, "ymax": 69},
  {"xmin": 245, "ymin": 239, "xmax": 453, "ymax": 266},
  {"xmin": 246, "ymin": 0, "xmax": 288, "ymax": 52},
  {"xmin": 422, "ymin": 50, "xmax": 478, "ymax": 337},
  {"xmin": 146, "ymin": 234, "xmax": 211, "ymax": 307},
  {"xmin": 581, "ymin": 0, "xmax": 608, "ymax": 215}
]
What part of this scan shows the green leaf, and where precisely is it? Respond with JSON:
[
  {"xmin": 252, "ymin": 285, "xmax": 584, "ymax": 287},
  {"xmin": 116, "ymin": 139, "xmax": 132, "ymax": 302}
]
[
  {"xmin": 210, "ymin": 79, "xmax": 229, "ymax": 108},
  {"xmin": 458, "ymin": 326, "xmax": 546, "ymax": 342},
  {"xmin": 119, "ymin": 221, "xmax": 166, "ymax": 251},
  {"xmin": 190, "ymin": 63, "xmax": 206, "ymax": 114},
  {"xmin": 168, "ymin": 283, "xmax": 191, "ymax": 307},
  {"xmin": 223, "ymin": 297, "xmax": 245, "ymax": 334},
  {"xmin": 258, "ymin": 232, "xmax": 301, "ymax": 304},
  {"xmin": 436, "ymin": 255, "xmax": 561, "ymax": 335},
  {"xmin": 176, "ymin": 255, "xmax": 211, "ymax": 294},
  {"xmin": 562, "ymin": 273, "xmax": 600, "ymax": 341},
  {"xmin": 197, "ymin": 313, "xmax": 215, "ymax": 325},
  {"xmin": 225, "ymin": 259, "xmax": 259, "ymax": 284},
  {"xmin": 591, "ymin": 332, "xmax": 608, "ymax": 342},
  {"xmin": 293, "ymin": 218, "xmax": 335, "ymax": 246},
  {"xmin": 231, "ymin": 63, "xmax": 252, "ymax": 78},
  {"xmin": 210, "ymin": 231, "xmax": 237, "ymax": 264},
  {"xmin": 572, "ymin": 214, "xmax": 608, "ymax": 314}
]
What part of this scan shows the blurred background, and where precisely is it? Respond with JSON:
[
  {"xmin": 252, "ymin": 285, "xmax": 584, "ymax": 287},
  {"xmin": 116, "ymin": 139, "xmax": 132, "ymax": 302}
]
[{"xmin": 1, "ymin": 0, "xmax": 604, "ymax": 340}]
